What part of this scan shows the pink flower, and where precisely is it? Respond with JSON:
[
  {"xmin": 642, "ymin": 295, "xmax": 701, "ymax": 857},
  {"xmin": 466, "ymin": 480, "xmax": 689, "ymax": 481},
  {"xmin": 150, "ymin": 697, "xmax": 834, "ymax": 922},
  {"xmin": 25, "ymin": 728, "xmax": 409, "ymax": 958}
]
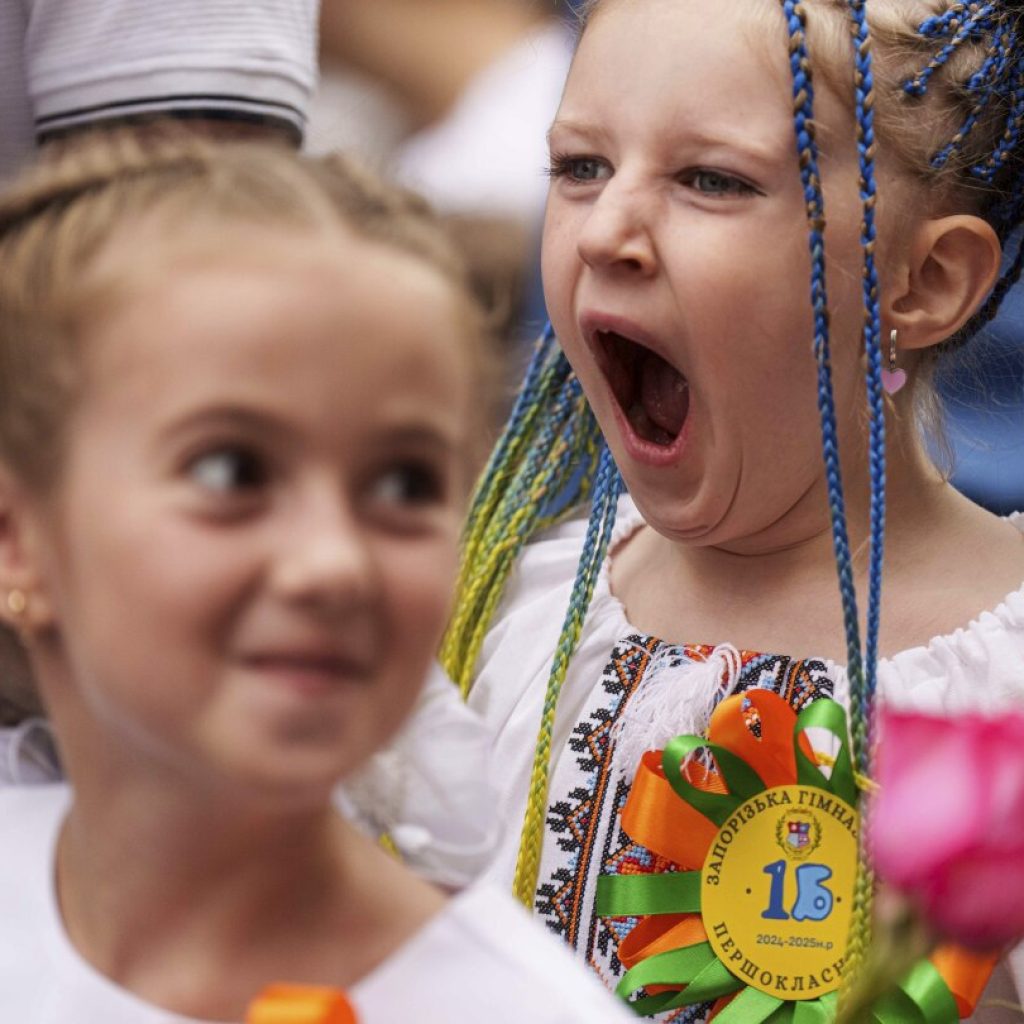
[{"xmin": 870, "ymin": 709, "xmax": 1024, "ymax": 950}]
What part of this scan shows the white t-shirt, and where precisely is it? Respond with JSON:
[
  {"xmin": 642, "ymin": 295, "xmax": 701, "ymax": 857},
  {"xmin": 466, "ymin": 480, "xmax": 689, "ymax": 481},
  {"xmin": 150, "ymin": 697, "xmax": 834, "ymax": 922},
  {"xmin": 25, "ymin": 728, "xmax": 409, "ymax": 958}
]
[
  {"xmin": 469, "ymin": 497, "xmax": 1024, "ymax": 1012},
  {"xmin": 0, "ymin": 784, "xmax": 635, "ymax": 1024},
  {"xmin": 0, "ymin": 0, "xmax": 318, "ymax": 181}
]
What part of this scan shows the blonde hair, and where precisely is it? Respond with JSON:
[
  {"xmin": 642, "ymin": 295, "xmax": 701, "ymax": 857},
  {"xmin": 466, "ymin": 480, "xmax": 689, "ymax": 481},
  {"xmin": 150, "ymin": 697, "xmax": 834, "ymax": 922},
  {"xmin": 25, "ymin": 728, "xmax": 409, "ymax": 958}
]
[
  {"xmin": 0, "ymin": 128, "xmax": 483, "ymax": 490},
  {"xmin": 0, "ymin": 128, "xmax": 486, "ymax": 721},
  {"xmin": 579, "ymin": 0, "xmax": 1021, "ymax": 224}
]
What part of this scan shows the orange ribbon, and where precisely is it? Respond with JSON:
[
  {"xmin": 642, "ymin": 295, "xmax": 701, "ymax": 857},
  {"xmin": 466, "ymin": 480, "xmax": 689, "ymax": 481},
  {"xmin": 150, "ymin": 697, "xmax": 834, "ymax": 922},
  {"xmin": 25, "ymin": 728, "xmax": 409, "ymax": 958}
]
[
  {"xmin": 247, "ymin": 985, "xmax": 358, "ymax": 1024},
  {"xmin": 930, "ymin": 946, "xmax": 1000, "ymax": 1018},
  {"xmin": 613, "ymin": 691, "xmax": 815, "ymax": 1009}
]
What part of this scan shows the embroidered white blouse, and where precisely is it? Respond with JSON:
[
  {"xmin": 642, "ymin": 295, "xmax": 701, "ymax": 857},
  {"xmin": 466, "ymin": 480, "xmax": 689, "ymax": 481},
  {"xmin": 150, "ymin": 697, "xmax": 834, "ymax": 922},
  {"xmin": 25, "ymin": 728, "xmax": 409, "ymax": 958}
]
[{"xmin": 468, "ymin": 497, "xmax": 1024, "ymax": 1020}]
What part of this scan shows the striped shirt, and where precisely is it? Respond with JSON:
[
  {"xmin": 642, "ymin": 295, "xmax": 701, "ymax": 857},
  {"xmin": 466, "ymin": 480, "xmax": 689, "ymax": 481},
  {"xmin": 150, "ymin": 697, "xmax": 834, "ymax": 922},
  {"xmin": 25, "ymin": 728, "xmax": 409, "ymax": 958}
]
[{"xmin": 0, "ymin": 0, "xmax": 318, "ymax": 181}]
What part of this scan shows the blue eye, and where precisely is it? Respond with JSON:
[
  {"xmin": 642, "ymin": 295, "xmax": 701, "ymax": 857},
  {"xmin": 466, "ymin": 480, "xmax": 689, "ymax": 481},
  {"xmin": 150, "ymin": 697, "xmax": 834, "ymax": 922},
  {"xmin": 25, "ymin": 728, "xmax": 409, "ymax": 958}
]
[
  {"xmin": 189, "ymin": 447, "xmax": 268, "ymax": 494},
  {"xmin": 682, "ymin": 169, "xmax": 759, "ymax": 197},
  {"xmin": 547, "ymin": 152, "xmax": 612, "ymax": 183}
]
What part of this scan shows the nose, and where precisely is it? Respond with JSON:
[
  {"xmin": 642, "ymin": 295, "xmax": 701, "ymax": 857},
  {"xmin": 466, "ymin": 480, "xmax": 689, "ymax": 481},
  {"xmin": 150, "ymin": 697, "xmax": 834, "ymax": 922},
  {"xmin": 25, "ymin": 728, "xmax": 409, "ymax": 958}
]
[
  {"xmin": 576, "ymin": 176, "xmax": 657, "ymax": 275},
  {"xmin": 270, "ymin": 488, "xmax": 375, "ymax": 613}
]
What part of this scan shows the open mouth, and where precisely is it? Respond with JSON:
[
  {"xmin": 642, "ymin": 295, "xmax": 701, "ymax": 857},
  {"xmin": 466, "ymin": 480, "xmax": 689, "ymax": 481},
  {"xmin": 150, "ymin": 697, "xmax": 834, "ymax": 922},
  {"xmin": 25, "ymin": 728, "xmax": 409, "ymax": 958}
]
[{"xmin": 595, "ymin": 330, "xmax": 690, "ymax": 447}]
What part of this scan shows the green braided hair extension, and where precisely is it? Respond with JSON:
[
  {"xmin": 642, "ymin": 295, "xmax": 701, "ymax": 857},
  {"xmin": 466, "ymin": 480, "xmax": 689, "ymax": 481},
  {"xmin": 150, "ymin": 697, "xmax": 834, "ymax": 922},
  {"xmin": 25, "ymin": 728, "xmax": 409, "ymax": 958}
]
[
  {"xmin": 441, "ymin": 326, "xmax": 604, "ymax": 696},
  {"xmin": 440, "ymin": 326, "xmax": 623, "ymax": 906},
  {"xmin": 511, "ymin": 446, "xmax": 621, "ymax": 904}
]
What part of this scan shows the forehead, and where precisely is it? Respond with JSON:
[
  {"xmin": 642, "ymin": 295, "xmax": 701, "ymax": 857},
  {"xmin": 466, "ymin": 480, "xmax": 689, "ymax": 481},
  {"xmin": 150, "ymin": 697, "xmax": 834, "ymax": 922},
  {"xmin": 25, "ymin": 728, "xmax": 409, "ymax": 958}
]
[
  {"xmin": 91, "ymin": 223, "xmax": 466, "ymax": 347},
  {"xmin": 562, "ymin": 0, "xmax": 796, "ymax": 147},
  {"xmin": 80, "ymin": 228, "xmax": 472, "ymax": 420},
  {"xmin": 560, "ymin": 0, "xmax": 861, "ymax": 169},
  {"xmin": 577, "ymin": 0, "xmax": 792, "ymax": 88}
]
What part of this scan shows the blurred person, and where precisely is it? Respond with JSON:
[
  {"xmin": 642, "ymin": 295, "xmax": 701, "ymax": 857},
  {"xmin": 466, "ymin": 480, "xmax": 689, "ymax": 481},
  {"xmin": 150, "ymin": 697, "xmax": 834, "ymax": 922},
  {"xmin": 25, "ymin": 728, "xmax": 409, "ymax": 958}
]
[
  {"xmin": 0, "ymin": 0, "xmax": 319, "ymax": 730},
  {"xmin": 0, "ymin": 0, "xmax": 319, "ymax": 181},
  {"xmin": 0, "ymin": 131, "xmax": 634, "ymax": 1023},
  {"xmin": 1, "ymin": 6, "xmax": 504, "ymax": 892},
  {"xmin": 314, "ymin": 0, "xmax": 572, "ymax": 338}
]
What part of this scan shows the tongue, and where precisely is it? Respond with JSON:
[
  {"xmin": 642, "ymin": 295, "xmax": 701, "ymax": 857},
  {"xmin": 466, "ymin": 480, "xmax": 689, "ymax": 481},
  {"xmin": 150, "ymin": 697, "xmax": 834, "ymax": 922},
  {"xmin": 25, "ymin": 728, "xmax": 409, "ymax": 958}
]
[{"xmin": 639, "ymin": 351, "xmax": 689, "ymax": 437}]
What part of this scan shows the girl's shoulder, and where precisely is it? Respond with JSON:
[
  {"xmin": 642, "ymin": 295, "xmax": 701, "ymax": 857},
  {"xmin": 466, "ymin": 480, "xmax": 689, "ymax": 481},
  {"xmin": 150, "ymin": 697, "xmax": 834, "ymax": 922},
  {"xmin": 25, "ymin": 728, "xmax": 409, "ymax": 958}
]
[
  {"xmin": 0, "ymin": 780, "xmax": 68, "ymax": 837},
  {"xmin": 0, "ymin": 785, "xmax": 76, "ymax": 1020}
]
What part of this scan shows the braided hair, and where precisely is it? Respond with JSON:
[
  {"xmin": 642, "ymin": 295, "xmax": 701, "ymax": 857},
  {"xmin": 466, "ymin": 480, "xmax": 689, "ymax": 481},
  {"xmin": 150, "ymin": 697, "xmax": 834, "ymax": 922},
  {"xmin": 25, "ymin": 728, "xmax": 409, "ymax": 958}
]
[{"xmin": 442, "ymin": 0, "xmax": 1024, "ymax": 921}]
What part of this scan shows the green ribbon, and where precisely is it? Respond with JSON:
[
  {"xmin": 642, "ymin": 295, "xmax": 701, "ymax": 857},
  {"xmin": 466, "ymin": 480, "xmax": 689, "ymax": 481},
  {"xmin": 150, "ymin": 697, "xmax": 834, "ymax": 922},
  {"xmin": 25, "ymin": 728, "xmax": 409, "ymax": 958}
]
[
  {"xmin": 612, "ymin": 942, "xmax": 744, "ymax": 1016},
  {"xmin": 596, "ymin": 870, "xmax": 701, "ymax": 917},
  {"xmin": 661, "ymin": 735, "xmax": 767, "ymax": 826},
  {"xmin": 870, "ymin": 961, "xmax": 959, "ymax": 1024},
  {"xmin": 793, "ymin": 699, "xmax": 858, "ymax": 808}
]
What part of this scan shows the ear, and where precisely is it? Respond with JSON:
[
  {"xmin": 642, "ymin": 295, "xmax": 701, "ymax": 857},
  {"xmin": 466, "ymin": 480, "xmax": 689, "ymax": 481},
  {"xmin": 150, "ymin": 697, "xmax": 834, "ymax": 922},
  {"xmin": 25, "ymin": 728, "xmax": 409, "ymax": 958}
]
[
  {"xmin": 885, "ymin": 214, "xmax": 1001, "ymax": 351},
  {"xmin": 0, "ymin": 468, "xmax": 56, "ymax": 637}
]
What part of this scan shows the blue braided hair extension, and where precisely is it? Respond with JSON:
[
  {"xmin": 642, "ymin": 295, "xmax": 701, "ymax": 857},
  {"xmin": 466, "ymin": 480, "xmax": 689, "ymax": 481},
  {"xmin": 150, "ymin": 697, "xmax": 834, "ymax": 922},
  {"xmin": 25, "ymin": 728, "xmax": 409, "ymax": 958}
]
[
  {"xmin": 780, "ymin": 0, "xmax": 888, "ymax": 989},
  {"xmin": 780, "ymin": 0, "xmax": 872, "ymax": 761},
  {"xmin": 847, "ymin": 0, "xmax": 887, "ymax": 760},
  {"xmin": 905, "ymin": 2, "xmax": 999, "ymax": 100},
  {"xmin": 904, "ymin": 1, "xmax": 1024, "ymax": 338}
]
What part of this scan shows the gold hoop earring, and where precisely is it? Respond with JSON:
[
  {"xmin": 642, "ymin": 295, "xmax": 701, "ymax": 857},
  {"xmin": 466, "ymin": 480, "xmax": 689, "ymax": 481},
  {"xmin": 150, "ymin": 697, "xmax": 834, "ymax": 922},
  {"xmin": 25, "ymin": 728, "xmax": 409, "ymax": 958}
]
[
  {"xmin": 6, "ymin": 589, "xmax": 26, "ymax": 617},
  {"xmin": 881, "ymin": 329, "xmax": 907, "ymax": 395}
]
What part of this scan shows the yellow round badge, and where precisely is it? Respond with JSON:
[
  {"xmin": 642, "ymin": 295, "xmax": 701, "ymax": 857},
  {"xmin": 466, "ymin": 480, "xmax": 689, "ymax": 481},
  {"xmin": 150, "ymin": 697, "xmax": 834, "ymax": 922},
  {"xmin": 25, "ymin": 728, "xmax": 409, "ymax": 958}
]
[{"xmin": 701, "ymin": 784, "xmax": 858, "ymax": 1001}]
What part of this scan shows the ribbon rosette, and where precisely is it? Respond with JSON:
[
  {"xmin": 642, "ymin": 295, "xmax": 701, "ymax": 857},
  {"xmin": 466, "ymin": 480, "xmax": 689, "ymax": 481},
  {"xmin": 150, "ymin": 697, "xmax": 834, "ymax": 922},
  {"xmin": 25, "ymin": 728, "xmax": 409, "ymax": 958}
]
[{"xmin": 596, "ymin": 691, "xmax": 992, "ymax": 1022}]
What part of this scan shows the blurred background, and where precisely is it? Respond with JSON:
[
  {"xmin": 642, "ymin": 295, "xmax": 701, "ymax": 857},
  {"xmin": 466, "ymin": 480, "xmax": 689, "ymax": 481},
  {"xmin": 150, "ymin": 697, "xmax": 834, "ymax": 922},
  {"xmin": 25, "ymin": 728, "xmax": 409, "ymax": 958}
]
[
  {"xmin": 938, "ymin": 269, "xmax": 1024, "ymax": 516},
  {"xmin": 308, "ymin": 0, "xmax": 576, "ymax": 352}
]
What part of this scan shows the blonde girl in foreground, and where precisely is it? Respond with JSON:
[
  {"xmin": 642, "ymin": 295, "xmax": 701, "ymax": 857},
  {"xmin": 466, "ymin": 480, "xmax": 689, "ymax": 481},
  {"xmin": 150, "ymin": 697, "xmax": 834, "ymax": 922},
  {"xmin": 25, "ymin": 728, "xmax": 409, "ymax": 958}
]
[{"xmin": 0, "ymin": 134, "xmax": 634, "ymax": 1023}]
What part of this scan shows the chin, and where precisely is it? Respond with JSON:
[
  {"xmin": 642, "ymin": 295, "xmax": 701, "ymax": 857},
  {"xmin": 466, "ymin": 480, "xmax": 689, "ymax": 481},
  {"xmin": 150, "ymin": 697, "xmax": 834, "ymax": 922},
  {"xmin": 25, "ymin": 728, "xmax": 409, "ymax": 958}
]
[{"xmin": 624, "ymin": 476, "xmax": 737, "ymax": 547}]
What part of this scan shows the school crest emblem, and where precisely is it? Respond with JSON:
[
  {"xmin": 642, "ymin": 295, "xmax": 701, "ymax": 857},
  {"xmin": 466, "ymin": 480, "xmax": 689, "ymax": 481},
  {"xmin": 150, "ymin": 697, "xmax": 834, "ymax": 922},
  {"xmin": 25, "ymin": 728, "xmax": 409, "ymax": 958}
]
[
  {"xmin": 787, "ymin": 820, "xmax": 811, "ymax": 850},
  {"xmin": 775, "ymin": 810, "xmax": 821, "ymax": 860}
]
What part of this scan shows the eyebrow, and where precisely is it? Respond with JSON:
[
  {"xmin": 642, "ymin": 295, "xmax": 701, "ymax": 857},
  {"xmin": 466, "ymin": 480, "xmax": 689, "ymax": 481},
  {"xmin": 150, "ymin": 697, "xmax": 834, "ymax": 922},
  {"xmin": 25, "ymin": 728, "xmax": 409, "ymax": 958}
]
[
  {"xmin": 677, "ymin": 125, "xmax": 786, "ymax": 165},
  {"xmin": 162, "ymin": 408, "xmax": 459, "ymax": 444},
  {"xmin": 373, "ymin": 424, "xmax": 470, "ymax": 464},
  {"xmin": 547, "ymin": 118, "xmax": 612, "ymax": 145},
  {"xmin": 160, "ymin": 405, "xmax": 277, "ymax": 438},
  {"xmin": 547, "ymin": 116, "xmax": 787, "ymax": 167}
]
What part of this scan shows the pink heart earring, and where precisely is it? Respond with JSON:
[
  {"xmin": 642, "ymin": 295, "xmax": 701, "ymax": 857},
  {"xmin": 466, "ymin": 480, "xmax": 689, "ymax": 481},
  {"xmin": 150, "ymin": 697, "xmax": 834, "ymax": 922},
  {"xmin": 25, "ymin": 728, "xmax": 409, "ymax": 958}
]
[{"xmin": 881, "ymin": 328, "xmax": 907, "ymax": 395}]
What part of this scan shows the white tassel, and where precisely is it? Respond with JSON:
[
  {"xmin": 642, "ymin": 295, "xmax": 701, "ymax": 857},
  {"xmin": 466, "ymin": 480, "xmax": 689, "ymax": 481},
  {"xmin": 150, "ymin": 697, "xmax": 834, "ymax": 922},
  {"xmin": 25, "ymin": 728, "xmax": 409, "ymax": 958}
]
[{"xmin": 610, "ymin": 643, "xmax": 742, "ymax": 780}]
